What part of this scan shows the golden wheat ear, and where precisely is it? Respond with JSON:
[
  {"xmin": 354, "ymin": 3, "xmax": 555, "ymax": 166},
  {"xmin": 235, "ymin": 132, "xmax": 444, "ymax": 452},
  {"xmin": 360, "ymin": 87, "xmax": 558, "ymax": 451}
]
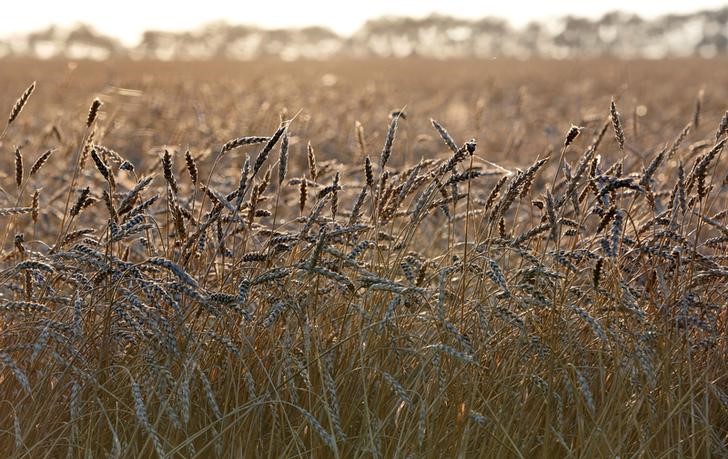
[{"xmin": 7, "ymin": 81, "xmax": 36, "ymax": 128}]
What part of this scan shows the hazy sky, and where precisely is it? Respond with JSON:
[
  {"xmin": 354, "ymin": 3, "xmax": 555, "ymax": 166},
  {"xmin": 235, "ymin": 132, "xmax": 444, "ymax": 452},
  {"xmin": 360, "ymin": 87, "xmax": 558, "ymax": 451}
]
[{"xmin": 2, "ymin": 0, "xmax": 727, "ymax": 45}]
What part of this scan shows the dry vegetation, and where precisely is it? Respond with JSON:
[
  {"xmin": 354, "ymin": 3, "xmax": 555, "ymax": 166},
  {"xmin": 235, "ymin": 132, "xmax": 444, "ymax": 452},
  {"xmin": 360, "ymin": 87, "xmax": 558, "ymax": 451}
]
[{"xmin": 0, "ymin": 58, "xmax": 727, "ymax": 458}]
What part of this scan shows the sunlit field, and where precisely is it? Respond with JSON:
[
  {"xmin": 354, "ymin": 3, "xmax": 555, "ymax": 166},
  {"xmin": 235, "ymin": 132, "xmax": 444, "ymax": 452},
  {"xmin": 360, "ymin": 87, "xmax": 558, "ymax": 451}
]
[{"xmin": 0, "ymin": 57, "xmax": 727, "ymax": 457}]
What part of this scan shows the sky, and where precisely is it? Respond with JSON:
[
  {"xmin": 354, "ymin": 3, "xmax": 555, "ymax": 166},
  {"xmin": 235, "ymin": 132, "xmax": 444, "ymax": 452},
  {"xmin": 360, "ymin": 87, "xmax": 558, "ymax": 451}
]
[{"xmin": 2, "ymin": 0, "xmax": 727, "ymax": 45}]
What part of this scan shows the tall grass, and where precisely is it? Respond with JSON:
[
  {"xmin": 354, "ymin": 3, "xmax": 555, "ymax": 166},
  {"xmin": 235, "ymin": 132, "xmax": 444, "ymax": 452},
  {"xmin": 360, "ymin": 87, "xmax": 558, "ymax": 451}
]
[{"xmin": 0, "ymin": 61, "xmax": 726, "ymax": 458}]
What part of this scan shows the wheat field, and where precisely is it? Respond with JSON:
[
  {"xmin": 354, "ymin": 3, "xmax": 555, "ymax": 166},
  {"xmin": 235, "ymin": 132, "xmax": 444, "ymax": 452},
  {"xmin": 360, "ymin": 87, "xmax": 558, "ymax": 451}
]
[{"xmin": 0, "ymin": 57, "xmax": 727, "ymax": 458}]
